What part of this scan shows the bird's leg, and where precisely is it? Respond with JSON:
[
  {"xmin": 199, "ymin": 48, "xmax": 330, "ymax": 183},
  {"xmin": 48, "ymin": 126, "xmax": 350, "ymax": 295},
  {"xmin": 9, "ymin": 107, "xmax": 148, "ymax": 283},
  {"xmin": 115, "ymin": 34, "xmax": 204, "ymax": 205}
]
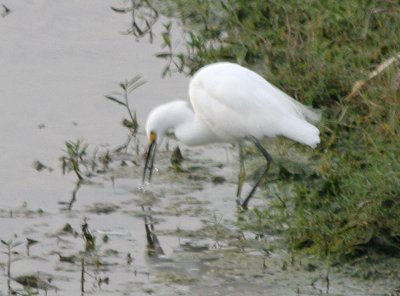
[
  {"xmin": 241, "ymin": 137, "xmax": 273, "ymax": 210},
  {"xmin": 236, "ymin": 143, "xmax": 246, "ymax": 206}
]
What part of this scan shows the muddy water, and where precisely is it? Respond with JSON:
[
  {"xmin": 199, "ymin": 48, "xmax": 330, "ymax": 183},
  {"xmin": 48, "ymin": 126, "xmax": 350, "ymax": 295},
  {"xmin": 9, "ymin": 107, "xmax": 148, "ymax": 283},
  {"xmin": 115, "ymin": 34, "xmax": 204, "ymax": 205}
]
[{"xmin": 0, "ymin": 1, "xmax": 399, "ymax": 295}]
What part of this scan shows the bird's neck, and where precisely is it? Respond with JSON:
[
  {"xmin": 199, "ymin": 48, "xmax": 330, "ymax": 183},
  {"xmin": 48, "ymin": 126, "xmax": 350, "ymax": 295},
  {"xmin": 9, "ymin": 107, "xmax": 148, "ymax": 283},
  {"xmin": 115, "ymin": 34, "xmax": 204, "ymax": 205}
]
[
  {"xmin": 174, "ymin": 115, "xmax": 220, "ymax": 146},
  {"xmin": 163, "ymin": 103, "xmax": 218, "ymax": 146},
  {"xmin": 147, "ymin": 100, "xmax": 220, "ymax": 146}
]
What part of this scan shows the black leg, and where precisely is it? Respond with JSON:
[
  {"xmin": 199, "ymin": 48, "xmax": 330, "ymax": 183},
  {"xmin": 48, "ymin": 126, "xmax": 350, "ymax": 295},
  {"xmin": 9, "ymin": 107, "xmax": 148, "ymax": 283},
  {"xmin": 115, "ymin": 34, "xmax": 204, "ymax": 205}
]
[
  {"xmin": 236, "ymin": 143, "xmax": 246, "ymax": 206},
  {"xmin": 241, "ymin": 137, "xmax": 273, "ymax": 210}
]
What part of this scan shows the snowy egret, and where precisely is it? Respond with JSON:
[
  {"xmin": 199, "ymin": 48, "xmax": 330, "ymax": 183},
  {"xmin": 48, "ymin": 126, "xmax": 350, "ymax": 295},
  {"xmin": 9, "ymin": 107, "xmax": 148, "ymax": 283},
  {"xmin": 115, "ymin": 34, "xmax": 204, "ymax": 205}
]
[{"xmin": 143, "ymin": 62, "xmax": 320, "ymax": 209}]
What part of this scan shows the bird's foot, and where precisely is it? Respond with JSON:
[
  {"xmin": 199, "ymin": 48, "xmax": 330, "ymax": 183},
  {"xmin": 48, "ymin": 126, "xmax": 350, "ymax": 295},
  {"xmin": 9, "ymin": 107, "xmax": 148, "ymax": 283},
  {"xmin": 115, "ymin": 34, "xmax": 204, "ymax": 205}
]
[
  {"xmin": 137, "ymin": 182, "xmax": 150, "ymax": 192},
  {"xmin": 239, "ymin": 202, "xmax": 249, "ymax": 211},
  {"xmin": 236, "ymin": 197, "xmax": 249, "ymax": 212}
]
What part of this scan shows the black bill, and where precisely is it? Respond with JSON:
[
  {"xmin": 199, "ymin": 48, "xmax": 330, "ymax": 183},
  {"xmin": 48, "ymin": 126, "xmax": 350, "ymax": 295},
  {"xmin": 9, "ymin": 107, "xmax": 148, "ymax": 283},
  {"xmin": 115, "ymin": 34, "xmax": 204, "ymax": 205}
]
[{"xmin": 142, "ymin": 140, "xmax": 157, "ymax": 184}]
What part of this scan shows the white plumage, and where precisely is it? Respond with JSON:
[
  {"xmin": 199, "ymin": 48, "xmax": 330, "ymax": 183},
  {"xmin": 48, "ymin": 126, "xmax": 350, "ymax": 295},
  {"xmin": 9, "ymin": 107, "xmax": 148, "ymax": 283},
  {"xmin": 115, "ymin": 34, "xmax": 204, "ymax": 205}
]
[
  {"xmin": 188, "ymin": 62, "xmax": 320, "ymax": 147},
  {"xmin": 143, "ymin": 62, "xmax": 321, "ymax": 208},
  {"xmin": 146, "ymin": 62, "xmax": 320, "ymax": 147}
]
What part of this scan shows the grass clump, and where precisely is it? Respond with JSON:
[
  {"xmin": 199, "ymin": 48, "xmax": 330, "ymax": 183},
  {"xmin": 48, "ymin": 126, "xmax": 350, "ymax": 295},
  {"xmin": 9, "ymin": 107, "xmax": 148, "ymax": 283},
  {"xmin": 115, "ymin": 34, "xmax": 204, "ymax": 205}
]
[{"xmin": 293, "ymin": 73, "xmax": 400, "ymax": 259}]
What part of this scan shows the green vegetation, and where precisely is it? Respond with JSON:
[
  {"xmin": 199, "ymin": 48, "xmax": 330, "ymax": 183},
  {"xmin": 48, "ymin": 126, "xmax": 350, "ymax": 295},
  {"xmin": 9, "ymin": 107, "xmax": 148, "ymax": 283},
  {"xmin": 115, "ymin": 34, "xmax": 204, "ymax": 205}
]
[
  {"xmin": 105, "ymin": 76, "xmax": 146, "ymax": 154},
  {"xmin": 122, "ymin": 0, "xmax": 400, "ymax": 260},
  {"xmin": 105, "ymin": 76, "xmax": 146, "ymax": 137},
  {"xmin": 60, "ymin": 139, "xmax": 89, "ymax": 181}
]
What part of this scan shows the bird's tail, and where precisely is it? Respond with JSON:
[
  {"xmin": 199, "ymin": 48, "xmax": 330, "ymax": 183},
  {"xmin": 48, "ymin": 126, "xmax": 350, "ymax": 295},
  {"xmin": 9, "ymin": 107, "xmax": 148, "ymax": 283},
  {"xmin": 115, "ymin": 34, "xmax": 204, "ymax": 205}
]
[
  {"xmin": 289, "ymin": 97, "xmax": 321, "ymax": 124},
  {"xmin": 279, "ymin": 116, "xmax": 320, "ymax": 148}
]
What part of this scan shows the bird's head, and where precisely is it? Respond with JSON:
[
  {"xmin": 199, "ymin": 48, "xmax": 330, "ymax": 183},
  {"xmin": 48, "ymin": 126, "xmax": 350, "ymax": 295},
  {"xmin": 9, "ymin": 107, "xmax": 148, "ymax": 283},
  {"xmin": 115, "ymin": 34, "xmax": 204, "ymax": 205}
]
[
  {"xmin": 142, "ymin": 109, "xmax": 164, "ymax": 185},
  {"xmin": 142, "ymin": 100, "xmax": 191, "ymax": 184}
]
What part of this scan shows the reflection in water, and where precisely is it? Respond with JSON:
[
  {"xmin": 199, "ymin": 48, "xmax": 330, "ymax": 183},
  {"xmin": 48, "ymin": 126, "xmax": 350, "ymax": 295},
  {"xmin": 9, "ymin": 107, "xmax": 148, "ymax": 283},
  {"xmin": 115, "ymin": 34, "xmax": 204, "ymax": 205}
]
[
  {"xmin": 58, "ymin": 180, "xmax": 82, "ymax": 211},
  {"xmin": 141, "ymin": 205, "xmax": 164, "ymax": 256}
]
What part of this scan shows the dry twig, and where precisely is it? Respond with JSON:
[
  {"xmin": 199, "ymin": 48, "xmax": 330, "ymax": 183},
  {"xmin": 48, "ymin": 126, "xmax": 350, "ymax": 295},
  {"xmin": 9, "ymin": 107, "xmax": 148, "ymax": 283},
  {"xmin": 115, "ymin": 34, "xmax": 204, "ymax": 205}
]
[{"xmin": 345, "ymin": 53, "xmax": 400, "ymax": 101}]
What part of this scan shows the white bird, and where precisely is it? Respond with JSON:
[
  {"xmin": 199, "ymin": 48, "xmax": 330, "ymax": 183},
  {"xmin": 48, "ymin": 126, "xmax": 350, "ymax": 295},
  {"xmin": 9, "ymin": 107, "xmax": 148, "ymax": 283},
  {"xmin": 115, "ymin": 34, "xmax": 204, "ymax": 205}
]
[{"xmin": 143, "ymin": 62, "xmax": 320, "ymax": 209}]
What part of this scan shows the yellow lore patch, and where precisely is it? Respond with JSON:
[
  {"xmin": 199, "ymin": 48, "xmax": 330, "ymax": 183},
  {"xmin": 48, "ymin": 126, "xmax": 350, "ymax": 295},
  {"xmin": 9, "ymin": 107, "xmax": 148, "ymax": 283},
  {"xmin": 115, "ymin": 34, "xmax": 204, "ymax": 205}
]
[{"xmin": 149, "ymin": 131, "xmax": 157, "ymax": 143}]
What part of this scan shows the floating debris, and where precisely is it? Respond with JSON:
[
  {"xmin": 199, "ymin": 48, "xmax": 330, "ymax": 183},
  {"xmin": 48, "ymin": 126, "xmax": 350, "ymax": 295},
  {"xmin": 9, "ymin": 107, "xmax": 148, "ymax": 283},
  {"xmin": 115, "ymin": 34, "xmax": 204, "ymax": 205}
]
[
  {"xmin": 14, "ymin": 273, "xmax": 57, "ymax": 291},
  {"xmin": 58, "ymin": 253, "xmax": 77, "ymax": 264},
  {"xmin": 33, "ymin": 160, "xmax": 53, "ymax": 172},
  {"xmin": 86, "ymin": 202, "xmax": 120, "ymax": 214},
  {"xmin": 1, "ymin": 4, "xmax": 11, "ymax": 17},
  {"xmin": 211, "ymin": 175, "xmax": 226, "ymax": 184},
  {"xmin": 26, "ymin": 238, "xmax": 39, "ymax": 256}
]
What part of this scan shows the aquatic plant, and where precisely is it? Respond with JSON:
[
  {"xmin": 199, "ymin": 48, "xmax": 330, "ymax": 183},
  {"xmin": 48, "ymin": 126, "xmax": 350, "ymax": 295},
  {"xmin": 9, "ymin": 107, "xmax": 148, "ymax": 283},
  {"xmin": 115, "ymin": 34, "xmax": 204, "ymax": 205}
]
[
  {"xmin": 1, "ymin": 239, "xmax": 20, "ymax": 295},
  {"xmin": 60, "ymin": 139, "xmax": 89, "ymax": 181},
  {"xmin": 105, "ymin": 76, "xmax": 146, "ymax": 154}
]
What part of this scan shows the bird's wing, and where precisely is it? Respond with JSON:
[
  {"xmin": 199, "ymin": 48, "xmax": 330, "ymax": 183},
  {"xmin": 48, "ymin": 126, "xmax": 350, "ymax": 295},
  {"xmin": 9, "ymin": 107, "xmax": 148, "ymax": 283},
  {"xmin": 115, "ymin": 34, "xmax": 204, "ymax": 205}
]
[
  {"xmin": 190, "ymin": 64, "xmax": 292, "ymax": 137},
  {"xmin": 189, "ymin": 63, "xmax": 320, "ymax": 146}
]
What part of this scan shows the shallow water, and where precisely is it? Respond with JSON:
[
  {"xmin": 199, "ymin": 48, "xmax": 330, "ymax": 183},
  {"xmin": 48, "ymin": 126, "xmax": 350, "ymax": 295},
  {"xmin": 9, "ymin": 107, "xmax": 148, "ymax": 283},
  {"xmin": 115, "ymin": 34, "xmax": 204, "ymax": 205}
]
[
  {"xmin": 0, "ymin": 0, "xmax": 188, "ymax": 208},
  {"xmin": 1, "ymin": 1, "xmax": 399, "ymax": 295}
]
